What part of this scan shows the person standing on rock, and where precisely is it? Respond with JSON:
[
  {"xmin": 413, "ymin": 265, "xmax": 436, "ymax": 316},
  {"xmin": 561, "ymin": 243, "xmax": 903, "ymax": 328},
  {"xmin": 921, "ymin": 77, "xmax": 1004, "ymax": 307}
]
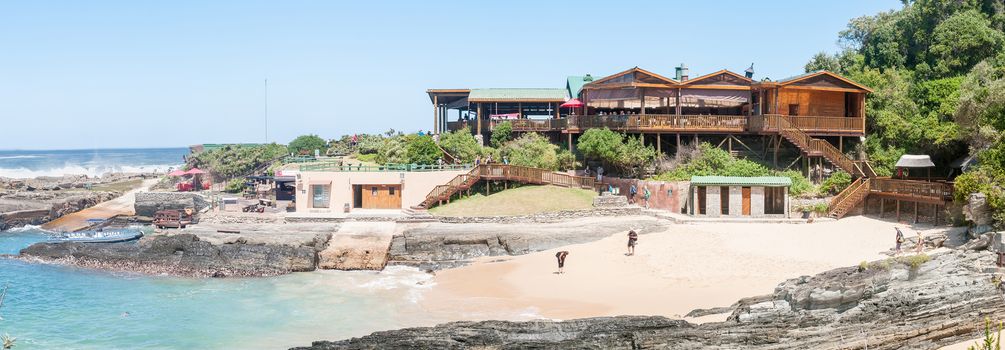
[
  {"xmin": 555, "ymin": 251, "xmax": 569, "ymax": 274},
  {"xmin": 627, "ymin": 230, "xmax": 638, "ymax": 256},
  {"xmin": 915, "ymin": 230, "xmax": 925, "ymax": 254},
  {"xmin": 895, "ymin": 226, "xmax": 905, "ymax": 254}
]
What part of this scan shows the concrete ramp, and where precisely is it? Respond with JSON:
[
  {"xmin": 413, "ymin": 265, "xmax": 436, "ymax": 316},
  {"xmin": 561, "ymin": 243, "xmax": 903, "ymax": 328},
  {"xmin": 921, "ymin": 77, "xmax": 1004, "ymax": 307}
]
[{"xmin": 318, "ymin": 221, "xmax": 397, "ymax": 270}]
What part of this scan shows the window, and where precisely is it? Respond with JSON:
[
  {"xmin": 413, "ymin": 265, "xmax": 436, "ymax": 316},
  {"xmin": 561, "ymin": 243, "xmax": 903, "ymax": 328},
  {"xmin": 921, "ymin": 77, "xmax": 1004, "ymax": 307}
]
[
  {"xmin": 720, "ymin": 186, "xmax": 730, "ymax": 215},
  {"xmin": 788, "ymin": 104, "xmax": 800, "ymax": 116},
  {"xmin": 371, "ymin": 187, "xmax": 378, "ymax": 196},
  {"xmin": 764, "ymin": 187, "xmax": 786, "ymax": 214},
  {"xmin": 311, "ymin": 184, "xmax": 330, "ymax": 209},
  {"xmin": 389, "ymin": 187, "xmax": 395, "ymax": 195}
]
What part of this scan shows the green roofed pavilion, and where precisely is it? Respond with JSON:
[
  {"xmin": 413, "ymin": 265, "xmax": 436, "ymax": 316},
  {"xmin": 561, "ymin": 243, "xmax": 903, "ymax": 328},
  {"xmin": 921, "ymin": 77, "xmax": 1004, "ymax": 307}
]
[{"xmin": 689, "ymin": 176, "xmax": 792, "ymax": 187}]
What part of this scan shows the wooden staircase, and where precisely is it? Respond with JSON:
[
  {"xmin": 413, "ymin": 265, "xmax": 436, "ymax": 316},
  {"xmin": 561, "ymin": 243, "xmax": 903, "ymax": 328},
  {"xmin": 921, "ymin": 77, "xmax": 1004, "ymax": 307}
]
[
  {"xmin": 416, "ymin": 164, "xmax": 597, "ymax": 209},
  {"xmin": 761, "ymin": 115, "xmax": 875, "ymax": 177},
  {"xmin": 826, "ymin": 177, "xmax": 871, "ymax": 219}
]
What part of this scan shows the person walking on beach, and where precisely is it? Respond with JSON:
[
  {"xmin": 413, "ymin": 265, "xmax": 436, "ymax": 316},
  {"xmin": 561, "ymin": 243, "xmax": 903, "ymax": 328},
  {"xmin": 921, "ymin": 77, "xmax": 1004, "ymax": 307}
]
[
  {"xmin": 643, "ymin": 186, "xmax": 652, "ymax": 209},
  {"xmin": 895, "ymin": 226, "xmax": 905, "ymax": 254},
  {"xmin": 555, "ymin": 251, "xmax": 569, "ymax": 274},
  {"xmin": 627, "ymin": 230, "xmax": 638, "ymax": 256}
]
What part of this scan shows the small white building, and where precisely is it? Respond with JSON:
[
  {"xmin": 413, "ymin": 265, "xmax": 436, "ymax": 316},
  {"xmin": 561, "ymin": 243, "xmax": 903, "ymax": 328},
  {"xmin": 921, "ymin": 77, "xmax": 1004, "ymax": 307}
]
[
  {"xmin": 294, "ymin": 164, "xmax": 470, "ymax": 213},
  {"xmin": 689, "ymin": 176, "xmax": 791, "ymax": 218}
]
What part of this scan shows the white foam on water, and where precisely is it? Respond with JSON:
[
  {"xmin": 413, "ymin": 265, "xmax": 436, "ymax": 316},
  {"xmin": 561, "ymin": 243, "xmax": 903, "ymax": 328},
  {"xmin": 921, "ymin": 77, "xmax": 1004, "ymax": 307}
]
[
  {"xmin": 0, "ymin": 155, "xmax": 44, "ymax": 160},
  {"xmin": 0, "ymin": 163, "xmax": 182, "ymax": 178},
  {"xmin": 4, "ymin": 225, "xmax": 57, "ymax": 235},
  {"xmin": 356, "ymin": 265, "xmax": 436, "ymax": 303}
]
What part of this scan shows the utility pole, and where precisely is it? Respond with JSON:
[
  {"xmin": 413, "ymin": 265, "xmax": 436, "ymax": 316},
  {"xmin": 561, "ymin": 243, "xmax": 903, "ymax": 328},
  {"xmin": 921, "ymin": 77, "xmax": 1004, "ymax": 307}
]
[{"xmin": 265, "ymin": 78, "xmax": 269, "ymax": 143}]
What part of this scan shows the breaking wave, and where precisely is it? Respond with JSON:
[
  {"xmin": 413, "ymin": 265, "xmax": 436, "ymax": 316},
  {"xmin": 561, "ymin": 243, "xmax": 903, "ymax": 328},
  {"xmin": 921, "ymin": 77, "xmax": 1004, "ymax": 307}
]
[{"xmin": 0, "ymin": 163, "xmax": 182, "ymax": 179}]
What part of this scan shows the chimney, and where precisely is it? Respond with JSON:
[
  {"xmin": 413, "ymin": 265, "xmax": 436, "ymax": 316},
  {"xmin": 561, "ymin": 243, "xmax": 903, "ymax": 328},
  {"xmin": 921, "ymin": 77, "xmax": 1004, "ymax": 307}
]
[
  {"xmin": 584, "ymin": 74, "xmax": 593, "ymax": 82},
  {"xmin": 676, "ymin": 63, "xmax": 689, "ymax": 81},
  {"xmin": 744, "ymin": 63, "xmax": 755, "ymax": 79}
]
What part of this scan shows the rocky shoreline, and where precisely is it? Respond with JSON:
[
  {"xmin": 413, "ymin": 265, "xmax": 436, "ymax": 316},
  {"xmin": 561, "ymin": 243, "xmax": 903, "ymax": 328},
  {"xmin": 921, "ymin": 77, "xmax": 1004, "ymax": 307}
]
[
  {"xmin": 15, "ymin": 233, "xmax": 328, "ymax": 277},
  {"xmin": 0, "ymin": 173, "xmax": 153, "ymax": 230},
  {"xmin": 293, "ymin": 249, "xmax": 1005, "ymax": 350}
]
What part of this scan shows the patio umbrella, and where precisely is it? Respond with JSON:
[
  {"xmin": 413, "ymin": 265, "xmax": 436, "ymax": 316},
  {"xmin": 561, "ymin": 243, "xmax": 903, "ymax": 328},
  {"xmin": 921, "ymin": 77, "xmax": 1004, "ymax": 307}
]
[
  {"xmin": 167, "ymin": 170, "xmax": 187, "ymax": 177},
  {"xmin": 185, "ymin": 168, "xmax": 206, "ymax": 175},
  {"xmin": 560, "ymin": 98, "xmax": 585, "ymax": 116}
]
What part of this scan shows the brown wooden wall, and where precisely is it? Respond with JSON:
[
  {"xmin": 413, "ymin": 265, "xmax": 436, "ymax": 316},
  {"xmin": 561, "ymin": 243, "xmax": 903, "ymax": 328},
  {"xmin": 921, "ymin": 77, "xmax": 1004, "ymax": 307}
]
[
  {"xmin": 776, "ymin": 89, "xmax": 845, "ymax": 117},
  {"xmin": 360, "ymin": 184, "xmax": 402, "ymax": 209}
]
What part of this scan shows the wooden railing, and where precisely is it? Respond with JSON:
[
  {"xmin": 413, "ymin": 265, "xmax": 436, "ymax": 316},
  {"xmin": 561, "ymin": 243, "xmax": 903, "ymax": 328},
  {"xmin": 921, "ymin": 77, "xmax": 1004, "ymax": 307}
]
[
  {"xmin": 785, "ymin": 116, "xmax": 864, "ymax": 133},
  {"xmin": 870, "ymin": 178, "xmax": 954, "ymax": 202},
  {"xmin": 569, "ymin": 114, "xmax": 748, "ymax": 132},
  {"xmin": 420, "ymin": 164, "xmax": 596, "ymax": 208},
  {"xmin": 754, "ymin": 115, "xmax": 860, "ymax": 176},
  {"xmin": 827, "ymin": 178, "xmax": 871, "ymax": 218},
  {"xmin": 501, "ymin": 118, "xmax": 568, "ymax": 132}
]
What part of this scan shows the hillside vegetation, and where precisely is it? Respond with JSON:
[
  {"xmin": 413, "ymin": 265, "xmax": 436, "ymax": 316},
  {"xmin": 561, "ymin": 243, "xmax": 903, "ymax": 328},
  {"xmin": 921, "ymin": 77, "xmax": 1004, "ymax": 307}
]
[{"xmin": 429, "ymin": 185, "xmax": 596, "ymax": 217}]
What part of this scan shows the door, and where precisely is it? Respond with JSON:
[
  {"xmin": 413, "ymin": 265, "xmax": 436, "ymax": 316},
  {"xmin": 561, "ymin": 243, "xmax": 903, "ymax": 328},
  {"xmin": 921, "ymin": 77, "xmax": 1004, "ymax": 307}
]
[
  {"xmin": 360, "ymin": 184, "xmax": 402, "ymax": 209},
  {"xmin": 741, "ymin": 187, "xmax": 751, "ymax": 216}
]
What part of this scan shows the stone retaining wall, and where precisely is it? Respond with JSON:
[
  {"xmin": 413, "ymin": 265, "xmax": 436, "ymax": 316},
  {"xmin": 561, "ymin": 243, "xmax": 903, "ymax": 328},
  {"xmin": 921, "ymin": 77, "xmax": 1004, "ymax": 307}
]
[{"xmin": 134, "ymin": 192, "xmax": 209, "ymax": 217}]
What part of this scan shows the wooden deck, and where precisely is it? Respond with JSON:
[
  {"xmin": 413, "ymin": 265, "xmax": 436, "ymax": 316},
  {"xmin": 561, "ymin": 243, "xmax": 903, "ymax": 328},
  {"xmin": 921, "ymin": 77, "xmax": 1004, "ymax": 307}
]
[{"xmin": 447, "ymin": 114, "xmax": 864, "ymax": 136}]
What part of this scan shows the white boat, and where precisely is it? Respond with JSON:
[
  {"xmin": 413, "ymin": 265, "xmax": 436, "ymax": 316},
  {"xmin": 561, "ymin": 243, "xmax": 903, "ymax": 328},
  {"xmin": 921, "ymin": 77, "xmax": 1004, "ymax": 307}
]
[{"xmin": 49, "ymin": 229, "xmax": 144, "ymax": 244}]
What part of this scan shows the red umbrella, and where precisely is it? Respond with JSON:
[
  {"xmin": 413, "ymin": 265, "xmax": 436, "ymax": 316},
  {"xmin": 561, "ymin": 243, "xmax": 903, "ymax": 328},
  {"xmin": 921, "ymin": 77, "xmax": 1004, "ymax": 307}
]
[
  {"xmin": 185, "ymin": 168, "xmax": 206, "ymax": 175},
  {"xmin": 167, "ymin": 170, "xmax": 187, "ymax": 177},
  {"xmin": 560, "ymin": 99, "xmax": 584, "ymax": 108}
]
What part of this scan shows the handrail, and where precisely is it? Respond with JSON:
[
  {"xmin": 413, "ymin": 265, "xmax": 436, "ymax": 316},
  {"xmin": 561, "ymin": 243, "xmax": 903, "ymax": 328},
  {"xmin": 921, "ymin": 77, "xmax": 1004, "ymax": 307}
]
[
  {"xmin": 760, "ymin": 115, "xmax": 858, "ymax": 175},
  {"xmin": 827, "ymin": 178, "xmax": 870, "ymax": 216},
  {"xmin": 300, "ymin": 162, "xmax": 473, "ymax": 172},
  {"xmin": 419, "ymin": 164, "xmax": 596, "ymax": 208},
  {"xmin": 870, "ymin": 178, "xmax": 954, "ymax": 202}
]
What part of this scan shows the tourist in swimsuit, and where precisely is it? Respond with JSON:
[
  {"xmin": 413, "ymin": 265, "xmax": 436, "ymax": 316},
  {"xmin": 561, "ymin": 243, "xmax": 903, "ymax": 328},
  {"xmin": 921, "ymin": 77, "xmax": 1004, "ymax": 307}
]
[
  {"xmin": 555, "ymin": 251, "xmax": 569, "ymax": 274},
  {"xmin": 627, "ymin": 230, "xmax": 638, "ymax": 256}
]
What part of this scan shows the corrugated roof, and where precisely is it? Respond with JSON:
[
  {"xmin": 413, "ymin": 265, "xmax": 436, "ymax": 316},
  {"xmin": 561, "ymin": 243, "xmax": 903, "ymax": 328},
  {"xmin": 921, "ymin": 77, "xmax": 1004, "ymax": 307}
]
[
  {"xmin": 467, "ymin": 88, "xmax": 568, "ymax": 102},
  {"xmin": 566, "ymin": 75, "xmax": 597, "ymax": 99},
  {"xmin": 690, "ymin": 176, "xmax": 792, "ymax": 187},
  {"xmin": 777, "ymin": 70, "xmax": 822, "ymax": 83},
  {"xmin": 895, "ymin": 155, "xmax": 935, "ymax": 168}
]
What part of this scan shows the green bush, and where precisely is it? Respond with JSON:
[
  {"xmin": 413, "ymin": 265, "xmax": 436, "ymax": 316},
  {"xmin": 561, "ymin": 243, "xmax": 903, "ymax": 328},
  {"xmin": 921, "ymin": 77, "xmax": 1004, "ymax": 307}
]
[
  {"xmin": 490, "ymin": 121, "xmax": 513, "ymax": 148},
  {"xmin": 899, "ymin": 253, "xmax": 930, "ymax": 270},
  {"xmin": 501, "ymin": 133, "xmax": 562, "ymax": 170},
  {"xmin": 820, "ymin": 171, "xmax": 852, "ymax": 195},
  {"xmin": 405, "ymin": 135, "xmax": 443, "ymax": 165},
  {"xmin": 576, "ymin": 128, "xmax": 656, "ymax": 176},
  {"xmin": 439, "ymin": 127, "xmax": 483, "ymax": 163},
  {"xmin": 777, "ymin": 170, "xmax": 814, "ymax": 197},
  {"xmin": 968, "ymin": 317, "xmax": 1003, "ymax": 350},
  {"xmin": 377, "ymin": 136, "xmax": 409, "ymax": 164},
  {"xmin": 224, "ymin": 178, "xmax": 246, "ymax": 193},
  {"xmin": 288, "ymin": 134, "xmax": 327, "ymax": 155},
  {"xmin": 187, "ymin": 144, "xmax": 288, "ymax": 180}
]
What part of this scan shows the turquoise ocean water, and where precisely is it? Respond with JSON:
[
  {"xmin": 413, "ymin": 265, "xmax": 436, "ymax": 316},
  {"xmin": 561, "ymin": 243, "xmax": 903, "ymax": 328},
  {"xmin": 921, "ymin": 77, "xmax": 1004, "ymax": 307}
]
[{"xmin": 0, "ymin": 229, "xmax": 442, "ymax": 349}]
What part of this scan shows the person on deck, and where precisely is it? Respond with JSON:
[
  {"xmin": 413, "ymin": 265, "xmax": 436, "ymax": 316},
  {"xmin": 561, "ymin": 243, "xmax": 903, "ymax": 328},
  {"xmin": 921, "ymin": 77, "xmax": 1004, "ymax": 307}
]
[
  {"xmin": 486, "ymin": 155, "xmax": 493, "ymax": 164},
  {"xmin": 627, "ymin": 230, "xmax": 638, "ymax": 256},
  {"xmin": 475, "ymin": 156, "xmax": 481, "ymax": 166},
  {"xmin": 596, "ymin": 166, "xmax": 604, "ymax": 183},
  {"xmin": 503, "ymin": 156, "xmax": 509, "ymax": 165},
  {"xmin": 555, "ymin": 251, "xmax": 569, "ymax": 274}
]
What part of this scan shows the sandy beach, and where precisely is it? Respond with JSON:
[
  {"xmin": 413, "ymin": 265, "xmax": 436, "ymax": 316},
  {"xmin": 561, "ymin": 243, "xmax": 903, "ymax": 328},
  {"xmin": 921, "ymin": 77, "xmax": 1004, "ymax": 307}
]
[{"xmin": 421, "ymin": 216, "xmax": 954, "ymax": 322}]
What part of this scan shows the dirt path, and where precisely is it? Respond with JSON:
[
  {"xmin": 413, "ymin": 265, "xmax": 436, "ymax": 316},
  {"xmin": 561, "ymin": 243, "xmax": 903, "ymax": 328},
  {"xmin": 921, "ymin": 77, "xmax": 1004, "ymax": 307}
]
[{"xmin": 42, "ymin": 178, "xmax": 158, "ymax": 232}]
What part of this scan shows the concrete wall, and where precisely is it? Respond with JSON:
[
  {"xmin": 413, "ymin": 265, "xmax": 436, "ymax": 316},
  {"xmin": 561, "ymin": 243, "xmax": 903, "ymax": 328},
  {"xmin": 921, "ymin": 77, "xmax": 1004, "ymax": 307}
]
[
  {"xmin": 603, "ymin": 177, "xmax": 688, "ymax": 213},
  {"xmin": 295, "ymin": 170, "xmax": 468, "ymax": 212},
  {"xmin": 690, "ymin": 185, "xmax": 789, "ymax": 218}
]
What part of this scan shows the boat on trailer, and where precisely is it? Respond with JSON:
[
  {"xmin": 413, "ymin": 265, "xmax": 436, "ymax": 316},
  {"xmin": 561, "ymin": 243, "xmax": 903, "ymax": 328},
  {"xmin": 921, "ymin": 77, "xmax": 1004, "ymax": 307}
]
[{"xmin": 49, "ymin": 229, "xmax": 144, "ymax": 244}]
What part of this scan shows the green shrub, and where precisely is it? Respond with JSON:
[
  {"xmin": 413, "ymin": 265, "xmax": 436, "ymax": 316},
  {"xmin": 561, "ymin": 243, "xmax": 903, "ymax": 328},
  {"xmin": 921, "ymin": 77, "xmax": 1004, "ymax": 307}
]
[
  {"xmin": 777, "ymin": 170, "xmax": 814, "ymax": 197},
  {"xmin": 968, "ymin": 317, "xmax": 1003, "ymax": 350},
  {"xmin": 490, "ymin": 121, "xmax": 513, "ymax": 148},
  {"xmin": 812, "ymin": 202, "xmax": 830, "ymax": 214},
  {"xmin": 288, "ymin": 134, "xmax": 327, "ymax": 155},
  {"xmin": 439, "ymin": 127, "xmax": 483, "ymax": 163},
  {"xmin": 405, "ymin": 135, "xmax": 442, "ymax": 165},
  {"xmin": 858, "ymin": 261, "xmax": 869, "ymax": 271},
  {"xmin": 820, "ymin": 171, "xmax": 852, "ymax": 195},
  {"xmin": 899, "ymin": 253, "xmax": 930, "ymax": 269},
  {"xmin": 355, "ymin": 153, "xmax": 378, "ymax": 164},
  {"xmin": 187, "ymin": 143, "xmax": 288, "ymax": 180},
  {"xmin": 224, "ymin": 178, "xmax": 246, "ymax": 193},
  {"xmin": 502, "ymin": 133, "xmax": 562, "ymax": 170}
]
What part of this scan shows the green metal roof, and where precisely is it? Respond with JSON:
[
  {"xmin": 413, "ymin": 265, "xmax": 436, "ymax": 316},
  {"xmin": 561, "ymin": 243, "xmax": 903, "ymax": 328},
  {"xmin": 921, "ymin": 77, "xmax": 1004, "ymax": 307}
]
[
  {"xmin": 690, "ymin": 176, "xmax": 792, "ymax": 187},
  {"xmin": 467, "ymin": 88, "xmax": 568, "ymax": 102},
  {"xmin": 566, "ymin": 75, "xmax": 597, "ymax": 99},
  {"xmin": 776, "ymin": 70, "xmax": 822, "ymax": 83}
]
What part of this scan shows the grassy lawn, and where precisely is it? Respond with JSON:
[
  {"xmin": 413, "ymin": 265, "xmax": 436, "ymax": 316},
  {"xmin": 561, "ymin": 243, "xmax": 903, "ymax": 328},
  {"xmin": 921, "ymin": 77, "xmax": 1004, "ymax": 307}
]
[{"xmin": 429, "ymin": 185, "xmax": 596, "ymax": 217}]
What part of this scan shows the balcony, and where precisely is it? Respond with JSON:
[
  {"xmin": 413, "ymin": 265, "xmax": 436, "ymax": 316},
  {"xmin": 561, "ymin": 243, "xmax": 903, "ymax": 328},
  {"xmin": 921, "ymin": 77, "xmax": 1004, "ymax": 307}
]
[{"xmin": 446, "ymin": 114, "xmax": 865, "ymax": 135}]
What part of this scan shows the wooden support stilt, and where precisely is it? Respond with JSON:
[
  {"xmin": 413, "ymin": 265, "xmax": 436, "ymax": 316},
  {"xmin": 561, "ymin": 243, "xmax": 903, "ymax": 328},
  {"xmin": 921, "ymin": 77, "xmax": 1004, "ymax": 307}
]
[
  {"xmin": 657, "ymin": 133, "xmax": 661, "ymax": 154},
  {"xmin": 896, "ymin": 200, "xmax": 901, "ymax": 222},
  {"xmin": 935, "ymin": 205, "xmax": 940, "ymax": 225},
  {"xmin": 914, "ymin": 202, "xmax": 919, "ymax": 224},
  {"xmin": 880, "ymin": 198, "xmax": 885, "ymax": 218},
  {"xmin": 728, "ymin": 135, "xmax": 733, "ymax": 154},
  {"xmin": 676, "ymin": 133, "xmax": 681, "ymax": 151},
  {"xmin": 839, "ymin": 136, "xmax": 843, "ymax": 153}
]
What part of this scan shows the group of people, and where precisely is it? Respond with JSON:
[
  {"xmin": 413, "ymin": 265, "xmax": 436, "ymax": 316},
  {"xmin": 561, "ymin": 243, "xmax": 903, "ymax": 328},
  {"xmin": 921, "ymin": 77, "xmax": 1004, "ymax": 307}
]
[
  {"xmin": 474, "ymin": 155, "xmax": 508, "ymax": 166},
  {"xmin": 894, "ymin": 225, "xmax": 925, "ymax": 255},
  {"xmin": 555, "ymin": 229, "xmax": 639, "ymax": 274}
]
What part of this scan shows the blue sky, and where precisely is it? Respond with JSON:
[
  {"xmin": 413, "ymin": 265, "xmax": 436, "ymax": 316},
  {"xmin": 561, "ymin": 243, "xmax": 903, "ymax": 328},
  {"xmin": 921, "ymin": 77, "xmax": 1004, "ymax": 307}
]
[{"xmin": 0, "ymin": 0, "xmax": 901, "ymax": 150}]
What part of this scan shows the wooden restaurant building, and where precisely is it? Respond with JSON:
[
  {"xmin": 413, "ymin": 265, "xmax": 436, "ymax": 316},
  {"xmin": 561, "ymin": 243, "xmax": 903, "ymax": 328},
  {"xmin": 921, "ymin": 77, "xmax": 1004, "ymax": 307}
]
[{"xmin": 427, "ymin": 65, "xmax": 872, "ymax": 167}]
